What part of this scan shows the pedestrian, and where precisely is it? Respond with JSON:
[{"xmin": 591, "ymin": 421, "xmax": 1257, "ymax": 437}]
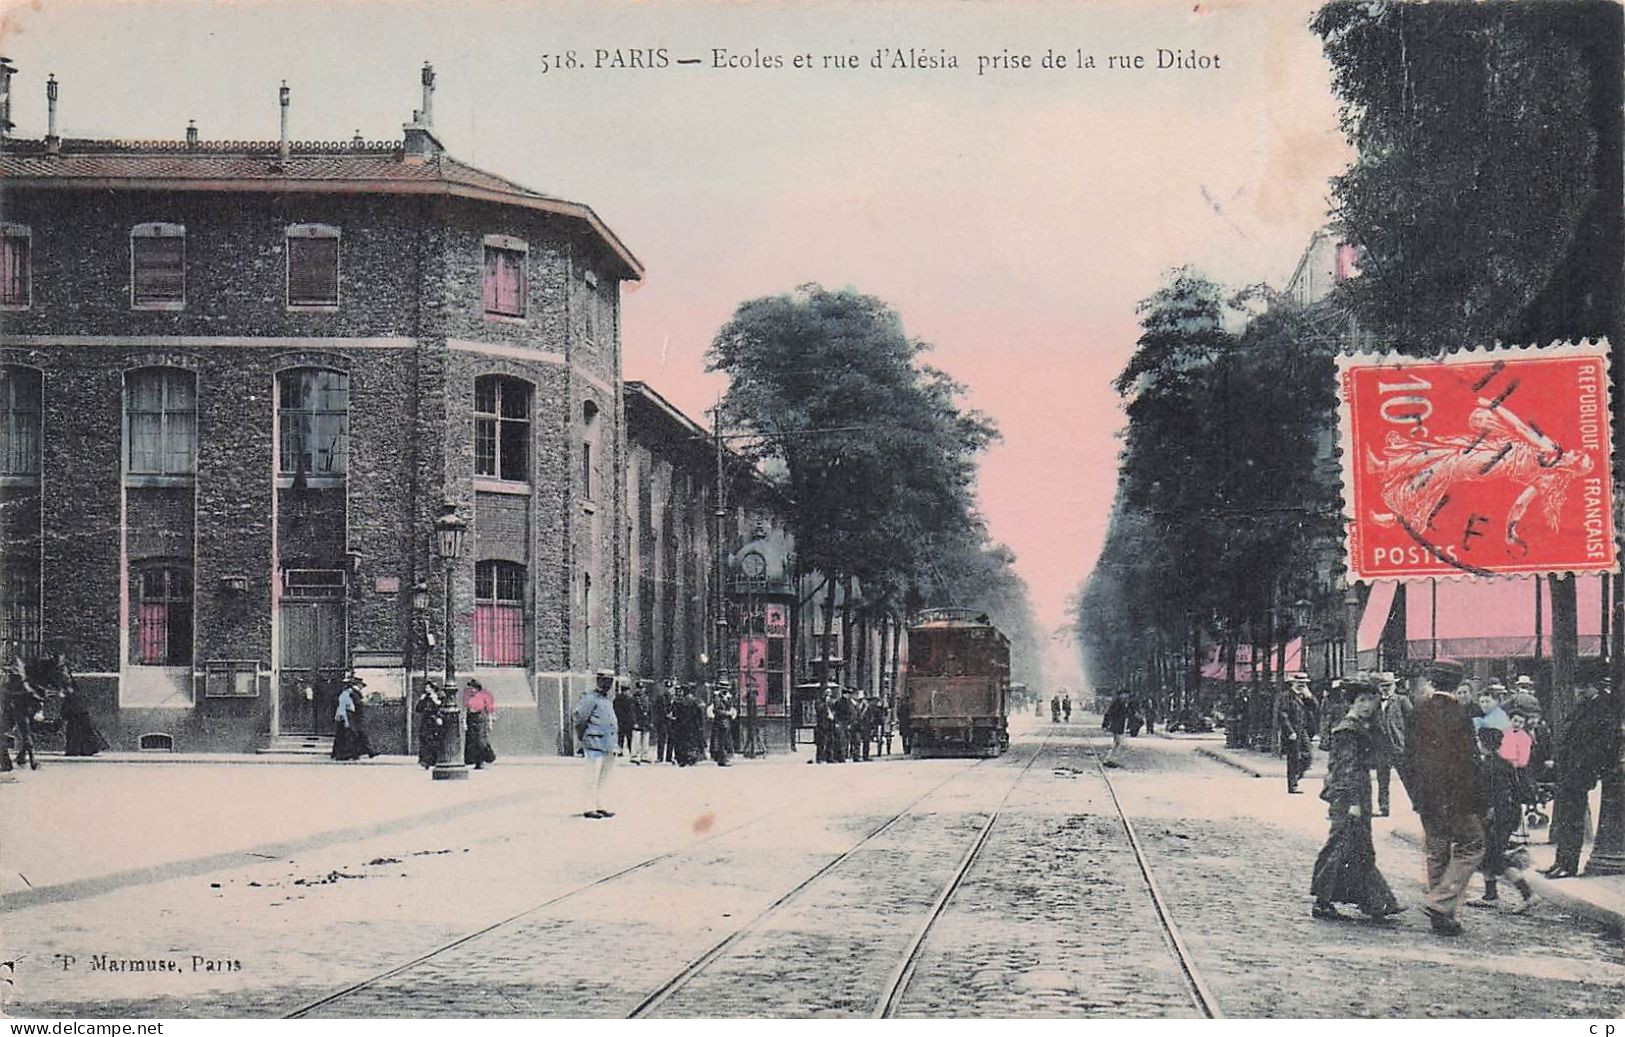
[
  {"xmin": 1051, "ymin": 695, "xmax": 1061, "ymax": 723},
  {"xmin": 331, "ymin": 673, "xmax": 377, "ymax": 760},
  {"xmin": 60, "ymin": 676, "xmax": 108, "ymax": 757},
  {"xmin": 653, "ymin": 679, "xmax": 675, "ymax": 764},
  {"xmin": 835, "ymin": 687, "xmax": 858, "ymax": 762},
  {"xmin": 1544, "ymin": 666, "xmax": 1618, "ymax": 878},
  {"xmin": 630, "ymin": 680, "xmax": 652, "ymax": 764},
  {"xmin": 574, "ymin": 670, "xmax": 620, "ymax": 818},
  {"xmin": 6, "ymin": 656, "xmax": 43, "ymax": 771},
  {"xmin": 1499, "ymin": 710, "xmax": 1535, "ymax": 806},
  {"xmin": 613, "ymin": 680, "xmax": 635, "ymax": 758},
  {"xmin": 1311, "ymin": 680, "xmax": 1404, "ymax": 921},
  {"xmin": 710, "ymin": 681, "xmax": 736, "ymax": 766},
  {"xmin": 1408, "ymin": 659, "xmax": 1486, "ymax": 936},
  {"xmin": 856, "ymin": 694, "xmax": 874, "ymax": 761},
  {"xmin": 48, "ymin": 654, "xmax": 104, "ymax": 757},
  {"xmin": 897, "ymin": 691, "xmax": 913, "ymax": 755},
  {"xmin": 415, "ymin": 680, "xmax": 448, "ymax": 769},
  {"xmin": 463, "ymin": 677, "xmax": 496, "ymax": 769},
  {"xmin": 673, "ymin": 684, "xmax": 704, "ymax": 767},
  {"xmin": 1469, "ymin": 726, "xmax": 1539, "ymax": 913},
  {"xmin": 1062, "ymin": 693, "xmax": 1072, "ymax": 723},
  {"xmin": 813, "ymin": 689, "xmax": 835, "ymax": 763},
  {"xmin": 1280, "ymin": 672, "xmax": 1316, "ymax": 795},
  {"xmin": 1372, "ymin": 671, "xmax": 1412, "ymax": 817},
  {"xmin": 1101, "ymin": 690, "xmax": 1132, "ymax": 767},
  {"xmin": 1473, "ymin": 683, "xmax": 1511, "ymax": 732}
]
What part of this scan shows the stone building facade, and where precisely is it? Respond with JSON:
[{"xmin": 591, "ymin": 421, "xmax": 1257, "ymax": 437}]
[{"xmin": 0, "ymin": 66, "xmax": 639, "ymax": 755}]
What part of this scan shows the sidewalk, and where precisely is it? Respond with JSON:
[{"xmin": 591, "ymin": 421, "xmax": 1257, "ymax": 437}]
[{"xmin": 1194, "ymin": 742, "xmax": 1623, "ymax": 936}]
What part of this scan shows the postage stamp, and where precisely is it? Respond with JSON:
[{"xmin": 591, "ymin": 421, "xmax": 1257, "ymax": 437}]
[{"xmin": 1337, "ymin": 340, "xmax": 1615, "ymax": 580}]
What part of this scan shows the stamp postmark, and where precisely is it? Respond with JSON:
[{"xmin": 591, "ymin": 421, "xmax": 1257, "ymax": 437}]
[{"xmin": 1337, "ymin": 341, "xmax": 1615, "ymax": 581}]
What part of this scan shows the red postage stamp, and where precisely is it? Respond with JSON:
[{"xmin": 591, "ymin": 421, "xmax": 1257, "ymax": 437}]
[{"xmin": 1338, "ymin": 341, "xmax": 1615, "ymax": 580}]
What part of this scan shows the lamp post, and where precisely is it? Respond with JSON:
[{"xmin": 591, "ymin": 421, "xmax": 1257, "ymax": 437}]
[{"xmin": 432, "ymin": 503, "xmax": 469, "ymax": 781}]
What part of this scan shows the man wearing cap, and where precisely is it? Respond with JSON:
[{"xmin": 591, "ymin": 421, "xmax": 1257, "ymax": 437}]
[
  {"xmin": 1372, "ymin": 671, "xmax": 1412, "ymax": 817},
  {"xmin": 1408, "ymin": 659, "xmax": 1484, "ymax": 935},
  {"xmin": 1473, "ymin": 682, "xmax": 1511, "ymax": 732},
  {"xmin": 1545, "ymin": 664, "xmax": 1620, "ymax": 878},
  {"xmin": 573, "ymin": 671, "xmax": 619, "ymax": 818},
  {"xmin": 1280, "ymin": 672, "xmax": 1316, "ymax": 795}
]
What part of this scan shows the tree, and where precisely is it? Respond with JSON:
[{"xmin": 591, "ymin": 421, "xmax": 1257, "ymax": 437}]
[
  {"xmin": 707, "ymin": 284, "xmax": 1000, "ymax": 687},
  {"xmin": 1313, "ymin": 0, "xmax": 1623, "ymax": 870}
]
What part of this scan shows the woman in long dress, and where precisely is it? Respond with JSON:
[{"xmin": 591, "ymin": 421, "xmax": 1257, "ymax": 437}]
[
  {"xmin": 62, "ymin": 683, "xmax": 108, "ymax": 756},
  {"xmin": 416, "ymin": 681, "xmax": 447, "ymax": 769},
  {"xmin": 1312, "ymin": 680, "xmax": 1403, "ymax": 921},
  {"xmin": 332, "ymin": 675, "xmax": 377, "ymax": 761},
  {"xmin": 463, "ymin": 678, "xmax": 496, "ymax": 768}
]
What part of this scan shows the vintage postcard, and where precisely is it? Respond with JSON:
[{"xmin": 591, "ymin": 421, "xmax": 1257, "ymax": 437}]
[{"xmin": 0, "ymin": 0, "xmax": 1620, "ymax": 1029}]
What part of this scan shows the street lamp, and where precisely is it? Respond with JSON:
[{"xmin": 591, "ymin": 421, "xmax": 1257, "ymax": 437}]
[{"xmin": 432, "ymin": 503, "xmax": 469, "ymax": 781}]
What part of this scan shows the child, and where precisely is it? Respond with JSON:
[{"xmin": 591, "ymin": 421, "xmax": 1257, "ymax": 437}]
[{"xmin": 1471, "ymin": 727, "xmax": 1539, "ymax": 913}]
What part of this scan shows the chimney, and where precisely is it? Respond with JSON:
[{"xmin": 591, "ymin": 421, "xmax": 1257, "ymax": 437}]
[
  {"xmin": 44, "ymin": 73, "xmax": 59, "ymax": 153},
  {"xmin": 401, "ymin": 62, "xmax": 443, "ymax": 161},
  {"xmin": 278, "ymin": 80, "xmax": 290, "ymax": 164},
  {"xmin": 186, "ymin": 120, "xmax": 198, "ymax": 148},
  {"xmin": 0, "ymin": 57, "xmax": 16, "ymax": 139},
  {"xmin": 420, "ymin": 62, "xmax": 435, "ymax": 126}
]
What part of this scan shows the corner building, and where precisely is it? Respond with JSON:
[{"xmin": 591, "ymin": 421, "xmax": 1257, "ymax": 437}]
[{"xmin": 0, "ymin": 70, "xmax": 640, "ymax": 755}]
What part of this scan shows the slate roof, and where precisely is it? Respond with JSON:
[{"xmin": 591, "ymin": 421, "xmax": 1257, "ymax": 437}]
[{"xmin": 0, "ymin": 137, "xmax": 642, "ymax": 278}]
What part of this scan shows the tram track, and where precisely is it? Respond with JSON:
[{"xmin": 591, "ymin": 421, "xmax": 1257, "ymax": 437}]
[
  {"xmin": 631, "ymin": 736, "xmax": 1048, "ymax": 1019},
  {"xmin": 282, "ymin": 754, "xmax": 976, "ymax": 1019},
  {"xmin": 1092, "ymin": 743, "xmax": 1223, "ymax": 1019}
]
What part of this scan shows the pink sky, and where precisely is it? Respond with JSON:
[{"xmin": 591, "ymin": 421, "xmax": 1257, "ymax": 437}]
[{"xmin": 2, "ymin": 0, "xmax": 1353, "ymax": 684}]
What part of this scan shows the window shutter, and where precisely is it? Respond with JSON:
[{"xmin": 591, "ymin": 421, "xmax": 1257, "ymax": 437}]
[
  {"xmin": 134, "ymin": 237, "xmax": 185, "ymax": 304},
  {"xmin": 288, "ymin": 237, "xmax": 339, "ymax": 306}
]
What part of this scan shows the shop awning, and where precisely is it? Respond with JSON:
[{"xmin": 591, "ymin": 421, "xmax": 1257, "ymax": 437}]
[{"xmin": 1405, "ymin": 574, "xmax": 1605, "ymax": 659}]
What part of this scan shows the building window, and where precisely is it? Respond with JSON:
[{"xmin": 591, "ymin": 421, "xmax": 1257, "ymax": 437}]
[
  {"xmin": 278, "ymin": 368, "xmax": 349, "ymax": 478},
  {"xmin": 131, "ymin": 223, "xmax": 185, "ymax": 309},
  {"xmin": 474, "ymin": 375, "xmax": 530, "ymax": 482},
  {"xmin": 1, "ymin": 366, "xmax": 41, "ymax": 477},
  {"xmin": 581, "ymin": 399, "xmax": 599, "ymax": 501},
  {"xmin": 482, "ymin": 236, "xmax": 527, "ymax": 318},
  {"xmin": 133, "ymin": 564, "xmax": 193, "ymax": 665},
  {"xmin": 0, "ymin": 566, "xmax": 41, "ymax": 648},
  {"xmin": 474, "ymin": 560, "xmax": 526, "ymax": 666},
  {"xmin": 126, "ymin": 368, "xmax": 197, "ymax": 478},
  {"xmin": 581, "ymin": 442, "xmax": 592, "ymax": 500},
  {"xmin": 287, "ymin": 224, "xmax": 340, "ymax": 308},
  {"xmin": 583, "ymin": 571, "xmax": 593, "ymax": 665},
  {"xmin": 0, "ymin": 225, "xmax": 31, "ymax": 308}
]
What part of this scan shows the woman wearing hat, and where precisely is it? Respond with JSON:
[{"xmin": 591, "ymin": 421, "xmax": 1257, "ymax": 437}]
[
  {"xmin": 463, "ymin": 678, "xmax": 497, "ymax": 769},
  {"xmin": 332, "ymin": 673, "xmax": 377, "ymax": 761},
  {"xmin": 415, "ymin": 680, "xmax": 448, "ymax": 769},
  {"xmin": 1312, "ymin": 680, "xmax": 1403, "ymax": 921}
]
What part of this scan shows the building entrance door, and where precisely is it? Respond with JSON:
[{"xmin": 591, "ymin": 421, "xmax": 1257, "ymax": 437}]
[{"xmin": 279, "ymin": 598, "xmax": 346, "ymax": 735}]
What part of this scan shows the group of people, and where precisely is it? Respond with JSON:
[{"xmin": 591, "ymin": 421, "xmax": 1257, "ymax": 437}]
[
  {"xmin": 608, "ymin": 677, "xmax": 742, "ymax": 768},
  {"xmin": 1098, "ymin": 690, "xmax": 1148, "ymax": 766},
  {"xmin": 811, "ymin": 686, "xmax": 895, "ymax": 763},
  {"xmin": 412, "ymin": 676, "xmax": 498, "ymax": 769},
  {"xmin": 1047, "ymin": 693, "xmax": 1073, "ymax": 723},
  {"xmin": 3, "ymin": 652, "xmax": 108, "ymax": 774},
  {"xmin": 1309, "ymin": 658, "xmax": 1619, "ymax": 936}
]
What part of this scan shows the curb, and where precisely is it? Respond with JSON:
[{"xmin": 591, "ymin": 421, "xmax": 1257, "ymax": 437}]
[
  {"xmin": 1386, "ymin": 827, "xmax": 1624, "ymax": 937},
  {"xmin": 1194, "ymin": 744, "xmax": 1266, "ymax": 778}
]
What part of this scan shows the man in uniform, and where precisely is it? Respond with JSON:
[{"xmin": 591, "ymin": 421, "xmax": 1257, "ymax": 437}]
[
  {"xmin": 673, "ymin": 683, "xmax": 704, "ymax": 767},
  {"xmin": 1281, "ymin": 672, "xmax": 1316, "ymax": 794},
  {"xmin": 1372, "ymin": 671, "xmax": 1412, "ymax": 817},
  {"xmin": 1408, "ymin": 659, "xmax": 1485, "ymax": 935}
]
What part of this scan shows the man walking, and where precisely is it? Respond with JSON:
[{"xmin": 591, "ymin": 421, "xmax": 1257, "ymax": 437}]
[
  {"xmin": 1372, "ymin": 671, "xmax": 1412, "ymax": 817},
  {"xmin": 1545, "ymin": 664, "xmax": 1619, "ymax": 878},
  {"xmin": 1408, "ymin": 659, "xmax": 1485, "ymax": 936},
  {"xmin": 1281, "ymin": 672, "xmax": 1316, "ymax": 795},
  {"xmin": 574, "ymin": 670, "xmax": 620, "ymax": 819},
  {"xmin": 897, "ymin": 691, "xmax": 913, "ymax": 756}
]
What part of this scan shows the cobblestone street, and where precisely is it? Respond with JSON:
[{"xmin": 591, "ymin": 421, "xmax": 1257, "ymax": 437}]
[{"xmin": 3, "ymin": 717, "xmax": 1620, "ymax": 1019}]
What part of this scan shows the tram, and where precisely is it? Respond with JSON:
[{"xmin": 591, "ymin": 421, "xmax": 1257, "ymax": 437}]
[{"xmin": 903, "ymin": 608, "xmax": 1010, "ymax": 757}]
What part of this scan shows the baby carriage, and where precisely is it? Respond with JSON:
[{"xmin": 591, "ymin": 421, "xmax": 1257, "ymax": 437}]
[{"xmin": 1522, "ymin": 774, "xmax": 1556, "ymax": 830}]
